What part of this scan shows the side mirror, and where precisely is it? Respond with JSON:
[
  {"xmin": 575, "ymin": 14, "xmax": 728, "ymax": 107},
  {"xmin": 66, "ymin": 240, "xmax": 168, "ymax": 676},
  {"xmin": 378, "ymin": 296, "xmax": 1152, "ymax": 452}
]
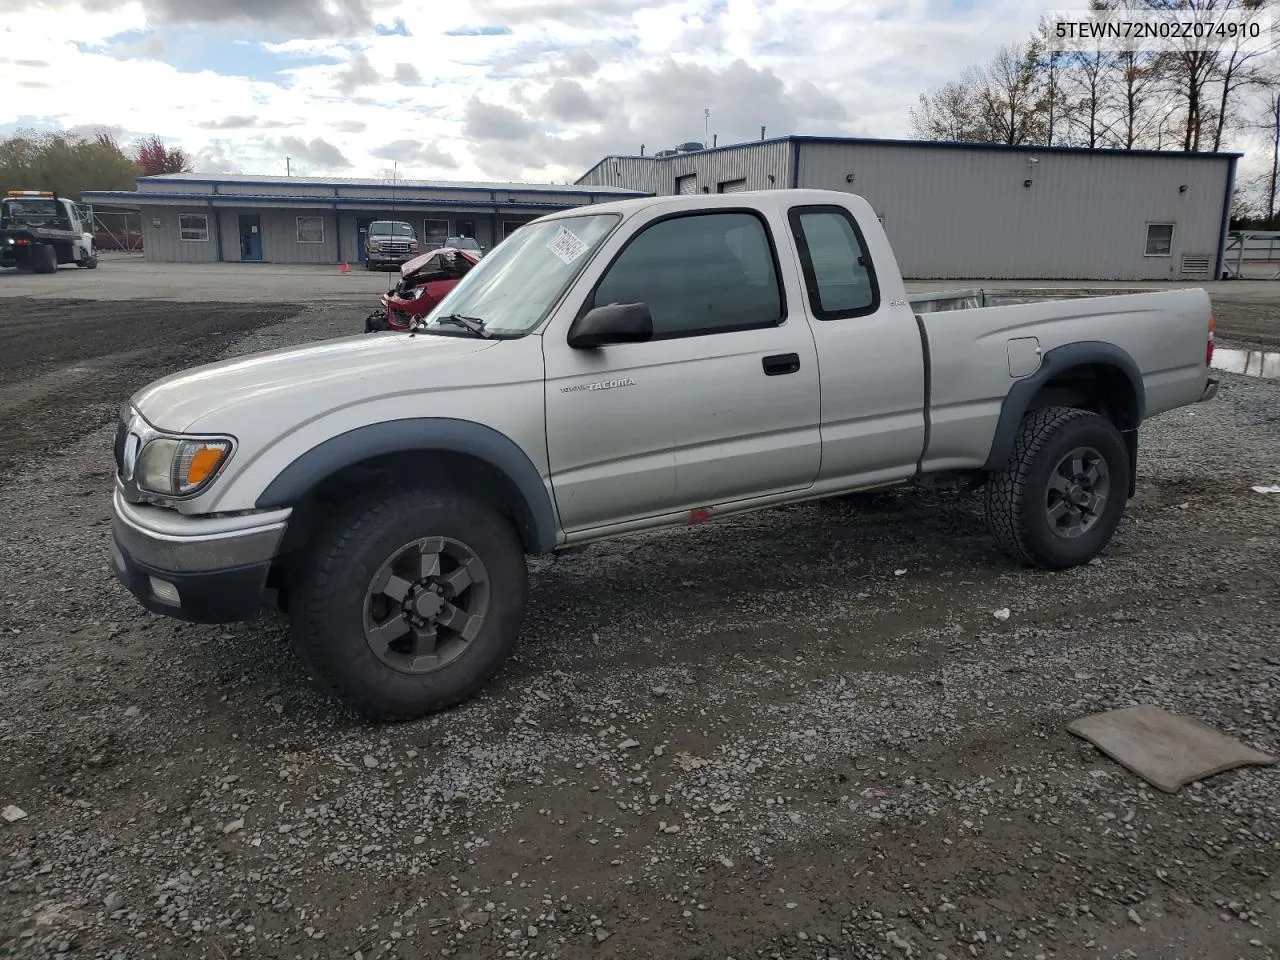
[{"xmin": 567, "ymin": 302, "xmax": 653, "ymax": 349}]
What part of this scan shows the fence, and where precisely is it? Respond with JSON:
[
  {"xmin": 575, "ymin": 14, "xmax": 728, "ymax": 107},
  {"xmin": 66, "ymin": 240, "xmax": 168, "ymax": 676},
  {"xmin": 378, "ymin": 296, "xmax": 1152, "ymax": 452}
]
[
  {"xmin": 90, "ymin": 208, "xmax": 144, "ymax": 253},
  {"xmin": 1223, "ymin": 231, "xmax": 1280, "ymax": 280}
]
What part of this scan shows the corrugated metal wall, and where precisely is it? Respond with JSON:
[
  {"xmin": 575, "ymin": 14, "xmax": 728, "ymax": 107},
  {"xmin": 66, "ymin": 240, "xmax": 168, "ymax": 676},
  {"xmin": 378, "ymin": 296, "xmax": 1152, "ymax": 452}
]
[
  {"xmin": 139, "ymin": 206, "xmax": 219, "ymax": 262},
  {"xmin": 577, "ymin": 157, "xmax": 660, "ymax": 192},
  {"xmin": 795, "ymin": 142, "xmax": 1232, "ymax": 280},
  {"xmin": 654, "ymin": 141, "xmax": 794, "ymax": 195},
  {"xmin": 215, "ymin": 208, "xmax": 339, "ymax": 263}
]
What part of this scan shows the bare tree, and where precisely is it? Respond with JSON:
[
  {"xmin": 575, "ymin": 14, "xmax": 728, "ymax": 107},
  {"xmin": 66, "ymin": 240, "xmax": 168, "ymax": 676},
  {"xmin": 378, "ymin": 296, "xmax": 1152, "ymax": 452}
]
[
  {"xmin": 909, "ymin": 80, "xmax": 984, "ymax": 141},
  {"xmin": 1254, "ymin": 84, "xmax": 1280, "ymax": 225},
  {"xmin": 1059, "ymin": 49, "xmax": 1117, "ymax": 147},
  {"xmin": 974, "ymin": 44, "xmax": 1048, "ymax": 144},
  {"xmin": 1109, "ymin": 47, "xmax": 1178, "ymax": 148}
]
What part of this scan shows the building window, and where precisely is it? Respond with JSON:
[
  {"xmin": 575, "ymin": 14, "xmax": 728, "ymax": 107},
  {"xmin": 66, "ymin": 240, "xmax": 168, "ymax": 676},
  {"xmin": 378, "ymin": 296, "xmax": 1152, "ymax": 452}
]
[
  {"xmin": 296, "ymin": 216, "xmax": 325, "ymax": 243},
  {"xmin": 590, "ymin": 211, "xmax": 783, "ymax": 340},
  {"xmin": 455, "ymin": 219, "xmax": 476, "ymax": 238},
  {"xmin": 422, "ymin": 219, "xmax": 449, "ymax": 249},
  {"xmin": 179, "ymin": 214, "xmax": 209, "ymax": 242},
  {"xmin": 787, "ymin": 205, "xmax": 880, "ymax": 320},
  {"xmin": 1145, "ymin": 223, "xmax": 1174, "ymax": 257},
  {"xmin": 502, "ymin": 220, "xmax": 525, "ymax": 239}
]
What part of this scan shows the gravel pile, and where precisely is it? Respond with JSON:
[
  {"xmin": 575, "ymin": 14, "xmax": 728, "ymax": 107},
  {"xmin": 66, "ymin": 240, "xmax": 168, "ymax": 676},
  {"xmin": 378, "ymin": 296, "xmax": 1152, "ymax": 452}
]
[{"xmin": 1, "ymin": 303, "xmax": 1278, "ymax": 959}]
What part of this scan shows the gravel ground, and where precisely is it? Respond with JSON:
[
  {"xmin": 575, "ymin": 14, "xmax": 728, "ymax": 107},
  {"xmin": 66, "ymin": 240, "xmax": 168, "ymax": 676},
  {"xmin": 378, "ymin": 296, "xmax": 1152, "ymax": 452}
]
[{"xmin": 1, "ymin": 300, "xmax": 1279, "ymax": 960}]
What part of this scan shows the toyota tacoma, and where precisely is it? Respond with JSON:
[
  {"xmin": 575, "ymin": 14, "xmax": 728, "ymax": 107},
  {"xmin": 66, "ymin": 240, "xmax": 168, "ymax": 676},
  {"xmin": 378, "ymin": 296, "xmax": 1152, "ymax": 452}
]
[{"xmin": 109, "ymin": 189, "xmax": 1220, "ymax": 719}]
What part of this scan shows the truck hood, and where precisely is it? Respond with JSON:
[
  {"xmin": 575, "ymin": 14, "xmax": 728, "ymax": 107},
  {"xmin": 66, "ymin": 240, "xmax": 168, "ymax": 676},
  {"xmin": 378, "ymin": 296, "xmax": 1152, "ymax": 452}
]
[{"xmin": 131, "ymin": 332, "xmax": 499, "ymax": 432}]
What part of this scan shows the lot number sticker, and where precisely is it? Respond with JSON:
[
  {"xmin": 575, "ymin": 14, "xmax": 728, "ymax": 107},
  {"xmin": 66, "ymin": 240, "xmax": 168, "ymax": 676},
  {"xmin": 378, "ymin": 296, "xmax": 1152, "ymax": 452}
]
[{"xmin": 547, "ymin": 226, "xmax": 589, "ymax": 264}]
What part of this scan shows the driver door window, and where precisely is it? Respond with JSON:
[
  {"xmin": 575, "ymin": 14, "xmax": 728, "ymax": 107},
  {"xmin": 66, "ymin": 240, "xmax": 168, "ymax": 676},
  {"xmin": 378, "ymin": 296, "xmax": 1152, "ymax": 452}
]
[{"xmin": 591, "ymin": 211, "xmax": 784, "ymax": 339}]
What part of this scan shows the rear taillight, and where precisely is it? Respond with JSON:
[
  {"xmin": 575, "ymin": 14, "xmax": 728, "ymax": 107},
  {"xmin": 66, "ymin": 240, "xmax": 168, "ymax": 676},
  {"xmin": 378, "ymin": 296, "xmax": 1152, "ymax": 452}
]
[{"xmin": 1207, "ymin": 314, "xmax": 1215, "ymax": 367}]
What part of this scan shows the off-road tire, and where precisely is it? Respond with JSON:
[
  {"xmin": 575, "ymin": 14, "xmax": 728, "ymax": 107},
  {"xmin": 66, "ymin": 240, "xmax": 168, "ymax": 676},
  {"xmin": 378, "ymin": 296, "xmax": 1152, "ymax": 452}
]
[
  {"xmin": 984, "ymin": 406, "xmax": 1130, "ymax": 570},
  {"xmin": 32, "ymin": 244, "xmax": 58, "ymax": 274},
  {"xmin": 289, "ymin": 488, "xmax": 528, "ymax": 719}
]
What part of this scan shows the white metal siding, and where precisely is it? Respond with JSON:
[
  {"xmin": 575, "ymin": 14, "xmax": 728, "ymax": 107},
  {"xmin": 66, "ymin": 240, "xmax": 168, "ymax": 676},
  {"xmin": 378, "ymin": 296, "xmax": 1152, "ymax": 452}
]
[
  {"xmin": 138, "ymin": 205, "xmax": 219, "ymax": 262},
  {"xmin": 795, "ymin": 141, "xmax": 1232, "ymax": 281},
  {"xmin": 658, "ymin": 141, "xmax": 793, "ymax": 195},
  {"xmin": 577, "ymin": 157, "xmax": 660, "ymax": 192}
]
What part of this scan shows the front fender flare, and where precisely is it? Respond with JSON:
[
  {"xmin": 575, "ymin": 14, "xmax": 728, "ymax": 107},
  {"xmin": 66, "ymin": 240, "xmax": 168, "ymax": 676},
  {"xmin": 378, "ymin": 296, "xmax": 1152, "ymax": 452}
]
[
  {"xmin": 254, "ymin": 417, "xmax": 558, "ymax": 555},
  {"xmin": 982, "ymin": 340, "xmax": 1146, "ymax": 472}
]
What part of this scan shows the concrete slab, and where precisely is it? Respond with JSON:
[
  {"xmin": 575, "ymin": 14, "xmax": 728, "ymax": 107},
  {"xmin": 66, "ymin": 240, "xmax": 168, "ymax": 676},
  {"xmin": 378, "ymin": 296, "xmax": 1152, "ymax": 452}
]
[{"xmin": 0, "ymin": 254, "xmax": 396, "ymax": 303}]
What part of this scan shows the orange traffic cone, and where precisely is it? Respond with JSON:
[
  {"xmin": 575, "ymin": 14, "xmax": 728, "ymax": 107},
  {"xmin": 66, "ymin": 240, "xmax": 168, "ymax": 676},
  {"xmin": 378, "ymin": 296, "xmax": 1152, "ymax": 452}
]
[{"xmin": 339, "ymin": 262, "xmax": 350, "ymax": 274}]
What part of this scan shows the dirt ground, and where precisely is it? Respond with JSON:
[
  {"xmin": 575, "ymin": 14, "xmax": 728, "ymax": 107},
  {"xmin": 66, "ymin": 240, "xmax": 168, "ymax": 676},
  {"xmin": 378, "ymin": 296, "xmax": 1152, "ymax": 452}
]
[
  {"xmin": 1, "ymin": 295, "xmax": 1279, "ymax": 960},
  {"xmin": 1211, "ymin": 297, "xmax": 1280, "ymax": 347}
]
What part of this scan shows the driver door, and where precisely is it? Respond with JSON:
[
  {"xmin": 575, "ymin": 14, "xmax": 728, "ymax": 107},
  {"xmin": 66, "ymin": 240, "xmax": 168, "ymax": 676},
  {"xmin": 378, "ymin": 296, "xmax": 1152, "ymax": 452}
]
[{"xmin": 543, "ymin": 206, "xmax": 821, "ymax": 536}]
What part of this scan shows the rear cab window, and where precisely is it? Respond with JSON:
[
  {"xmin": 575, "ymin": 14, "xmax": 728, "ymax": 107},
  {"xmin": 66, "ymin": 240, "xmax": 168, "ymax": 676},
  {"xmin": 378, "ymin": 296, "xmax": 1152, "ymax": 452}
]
[{"xmin": 787, "ymin": 205, "xmax": 880, "ymax": 320}]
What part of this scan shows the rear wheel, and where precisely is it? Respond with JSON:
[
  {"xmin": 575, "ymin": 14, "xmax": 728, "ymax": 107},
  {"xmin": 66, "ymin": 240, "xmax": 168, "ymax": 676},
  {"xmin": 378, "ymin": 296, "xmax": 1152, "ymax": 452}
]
[
  {"xmin": 984, "ymin": 406, "xmax": 1130, "ymax": 569},
  {"xmin": 32, "ymin": 243, "xmax": 58, "ymax": 274},
  {"xmin": 290, "ymin": 488, "xmax": 528, "ymax": 719}
]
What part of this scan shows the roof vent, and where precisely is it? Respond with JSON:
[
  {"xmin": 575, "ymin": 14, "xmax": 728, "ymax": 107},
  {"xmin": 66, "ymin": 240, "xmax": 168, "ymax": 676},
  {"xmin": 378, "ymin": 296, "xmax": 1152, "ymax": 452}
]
[{"xmin": 676, "ymin": 141, "xmax": 705, "ymax": 153}]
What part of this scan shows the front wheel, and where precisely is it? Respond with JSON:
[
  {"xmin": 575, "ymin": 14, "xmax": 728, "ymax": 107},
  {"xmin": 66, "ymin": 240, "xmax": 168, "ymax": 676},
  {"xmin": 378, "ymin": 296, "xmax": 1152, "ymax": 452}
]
[
  {"xmin": 984, "ymin": 407, "xmax": 1130, "ymax": 570},
  {"xmin": 289, "ymin": 488, "xmax": 529, "ymax": 719},
  {"xmin": 81, "ymin": 254, "xmax": 98, "ymax": 269}
]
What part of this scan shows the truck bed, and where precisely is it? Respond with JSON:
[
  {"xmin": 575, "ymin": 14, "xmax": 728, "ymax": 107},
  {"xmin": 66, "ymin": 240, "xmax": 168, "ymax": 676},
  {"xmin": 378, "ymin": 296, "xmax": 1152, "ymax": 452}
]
[{"xmin": 913, "ymin": 287, "xmax": 1213, "ymax": 473}]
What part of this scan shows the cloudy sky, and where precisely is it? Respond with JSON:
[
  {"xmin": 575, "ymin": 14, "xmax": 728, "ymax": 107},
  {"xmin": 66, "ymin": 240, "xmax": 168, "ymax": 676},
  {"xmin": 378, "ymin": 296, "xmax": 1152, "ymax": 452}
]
[{"xmin": 0, "ymin": 0, "xmax": 1266, "ymax": 185}]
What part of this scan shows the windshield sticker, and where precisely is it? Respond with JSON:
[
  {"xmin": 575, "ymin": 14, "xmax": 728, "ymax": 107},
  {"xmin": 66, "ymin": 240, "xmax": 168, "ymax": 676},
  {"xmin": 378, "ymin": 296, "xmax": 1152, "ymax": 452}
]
[{"xmin": 547, "ymin": 226, "xmax": 589, "ymax": 264}]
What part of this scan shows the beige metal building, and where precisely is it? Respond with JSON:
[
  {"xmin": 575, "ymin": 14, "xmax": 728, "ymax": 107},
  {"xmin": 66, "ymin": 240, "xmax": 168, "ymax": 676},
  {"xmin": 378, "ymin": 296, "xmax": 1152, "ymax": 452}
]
[
  {"xmin": 83, "ymin": 173, "xmax": 645, "ymax": 265},
  {"xmin": 576, "ymin": 136, "xmax": 1241, "ymax": 281}
]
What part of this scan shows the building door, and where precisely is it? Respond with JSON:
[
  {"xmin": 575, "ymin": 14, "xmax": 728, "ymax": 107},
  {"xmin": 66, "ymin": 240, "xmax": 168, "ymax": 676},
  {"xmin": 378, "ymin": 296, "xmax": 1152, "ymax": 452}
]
[
  {"xmin": 455, "ymin": 219, "xmax": 476, "ymax": 238},
  {"xmin": 238, "ymin": 215, "xmax": 263, "ymax": 262},
  {"xmin": 676, "ymin": 174, "xmax": 697, "ymax": 195},
  {"xmin": 356, "ymin": 217, "xmax": 374, "ymax": 263},
  {"xmin": 718, "ymin": 178, "xmax": 748, "ymax": 193}
]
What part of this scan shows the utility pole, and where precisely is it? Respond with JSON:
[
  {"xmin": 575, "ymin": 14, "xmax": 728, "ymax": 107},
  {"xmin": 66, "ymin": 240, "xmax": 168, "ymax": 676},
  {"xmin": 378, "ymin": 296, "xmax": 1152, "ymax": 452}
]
[{"xmin": 286, "ymin": 156, "xmax": 291, "ymax": 177}]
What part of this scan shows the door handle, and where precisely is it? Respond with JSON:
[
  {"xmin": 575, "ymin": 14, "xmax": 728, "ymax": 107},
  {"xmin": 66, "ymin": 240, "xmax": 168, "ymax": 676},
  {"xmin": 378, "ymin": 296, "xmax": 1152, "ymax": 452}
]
[{"xmin": 762, "ymin": 353, "xmax": 800, "ymax": 376}]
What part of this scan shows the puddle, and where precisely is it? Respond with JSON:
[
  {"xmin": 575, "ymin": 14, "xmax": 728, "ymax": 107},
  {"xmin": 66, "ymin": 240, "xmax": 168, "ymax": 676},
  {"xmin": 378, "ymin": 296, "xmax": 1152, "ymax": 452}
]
[{"xmin": 1213, "ymin": 348, "xmax": 1280, "ymax": 379}]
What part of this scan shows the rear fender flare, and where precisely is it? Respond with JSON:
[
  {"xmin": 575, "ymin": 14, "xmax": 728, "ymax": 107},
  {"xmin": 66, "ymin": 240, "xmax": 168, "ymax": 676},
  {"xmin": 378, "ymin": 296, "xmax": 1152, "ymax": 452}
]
[
  {"xmin": 982, "ymin": 341, "xmax": 1146, "ymax": 472},
  {"xmin": 254, "ymin": 418, "xmax": 558, "ymax": 555}
]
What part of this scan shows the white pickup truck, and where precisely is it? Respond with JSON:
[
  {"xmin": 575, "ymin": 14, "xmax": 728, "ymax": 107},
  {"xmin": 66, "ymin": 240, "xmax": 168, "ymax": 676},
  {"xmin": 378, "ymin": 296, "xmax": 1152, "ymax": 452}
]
[{"xmin": 109, "ymin": 189, "xmax": 1219, "ymax": 718}]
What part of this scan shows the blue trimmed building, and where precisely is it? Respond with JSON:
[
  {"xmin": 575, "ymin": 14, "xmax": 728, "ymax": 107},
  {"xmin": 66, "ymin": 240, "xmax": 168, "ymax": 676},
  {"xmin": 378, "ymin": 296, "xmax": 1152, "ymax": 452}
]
[
  {"xmin": 82, "ymin": 173, "xmax": 645, "ymax": 266},
  {"xmin": 576, "ymin": 135, "xmax": 1242, "ymax": 281}
]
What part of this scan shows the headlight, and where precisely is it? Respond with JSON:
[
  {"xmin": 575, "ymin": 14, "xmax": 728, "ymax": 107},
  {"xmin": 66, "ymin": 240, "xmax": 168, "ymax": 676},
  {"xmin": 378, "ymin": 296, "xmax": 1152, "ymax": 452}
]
[
  {"xmin": 367, "ymin": 241, "xmax": 381, "ymax": 251},
  {"xmin": 136, "ymin": 437, "xmax": 233, "ymax": 497}
]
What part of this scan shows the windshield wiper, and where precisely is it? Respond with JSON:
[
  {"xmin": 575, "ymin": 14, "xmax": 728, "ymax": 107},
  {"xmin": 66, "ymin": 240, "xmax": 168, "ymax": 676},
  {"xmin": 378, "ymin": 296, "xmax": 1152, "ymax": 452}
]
[{"xmin": 433, "ymin": 313, "xmax": 493, "ymax": 339}]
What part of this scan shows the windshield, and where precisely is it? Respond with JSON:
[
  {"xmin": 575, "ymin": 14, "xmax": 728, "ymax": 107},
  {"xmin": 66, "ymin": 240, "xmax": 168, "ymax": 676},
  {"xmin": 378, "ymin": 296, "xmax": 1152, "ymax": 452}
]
[
  {"xmin": 448, "ymin": 236, "xmax": 480, "ymax": 250},
  {"xmin": 372, "ymin": 222, "xmax": 415, "ymax": 237},
  {"xmin": 422, "ymin": 213, "xmax": 620, "ymax": 336}
]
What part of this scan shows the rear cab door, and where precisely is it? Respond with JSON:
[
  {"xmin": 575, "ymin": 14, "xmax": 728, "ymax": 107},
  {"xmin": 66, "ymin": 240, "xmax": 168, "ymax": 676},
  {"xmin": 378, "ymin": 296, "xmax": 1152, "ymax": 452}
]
[
  {"xmin": 783, "ymin": 196, "xmax": 927, "ymax": 487},
  {"xmin": 542, "ymin": 197, "xmax": 822, "ymax": 536}
]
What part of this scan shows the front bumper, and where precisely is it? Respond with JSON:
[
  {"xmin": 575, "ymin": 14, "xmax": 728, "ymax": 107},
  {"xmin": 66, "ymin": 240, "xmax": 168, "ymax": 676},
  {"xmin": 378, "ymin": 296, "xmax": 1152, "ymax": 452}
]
[
  {"xmin": 109, "ymin": 489, "xmax": 290, "ymax": 624},
  {"xmin": 1200, "ymin": 377, "xmax": 1220, "ymax": 402}
]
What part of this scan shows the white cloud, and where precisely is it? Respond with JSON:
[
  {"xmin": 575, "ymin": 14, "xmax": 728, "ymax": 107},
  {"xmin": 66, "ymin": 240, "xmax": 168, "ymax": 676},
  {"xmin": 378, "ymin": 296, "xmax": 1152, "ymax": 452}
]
[{"xmin": 1, "ymin": 0, "xmax": 1271, "ymax": 186}]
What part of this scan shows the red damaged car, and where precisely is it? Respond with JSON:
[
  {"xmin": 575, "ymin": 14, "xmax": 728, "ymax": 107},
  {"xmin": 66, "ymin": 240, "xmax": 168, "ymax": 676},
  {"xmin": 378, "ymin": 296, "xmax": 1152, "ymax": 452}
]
[{"xmin": 364, "ymin": 246, "xmax": 481, "ymax": 332}]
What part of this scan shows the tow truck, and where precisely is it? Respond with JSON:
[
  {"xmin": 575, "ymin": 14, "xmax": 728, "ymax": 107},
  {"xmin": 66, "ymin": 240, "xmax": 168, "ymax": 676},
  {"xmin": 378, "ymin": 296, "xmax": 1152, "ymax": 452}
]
[{"xmin": 1, "ymin": 190, "xmax": 98, "ymax": 273}]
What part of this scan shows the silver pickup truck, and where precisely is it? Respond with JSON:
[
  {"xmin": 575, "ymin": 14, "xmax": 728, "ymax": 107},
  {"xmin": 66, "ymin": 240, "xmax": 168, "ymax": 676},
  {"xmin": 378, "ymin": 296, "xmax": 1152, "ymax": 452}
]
[{"xmin": 109, "ymin": 189, "xmax": 1219, "ymax": 718}]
